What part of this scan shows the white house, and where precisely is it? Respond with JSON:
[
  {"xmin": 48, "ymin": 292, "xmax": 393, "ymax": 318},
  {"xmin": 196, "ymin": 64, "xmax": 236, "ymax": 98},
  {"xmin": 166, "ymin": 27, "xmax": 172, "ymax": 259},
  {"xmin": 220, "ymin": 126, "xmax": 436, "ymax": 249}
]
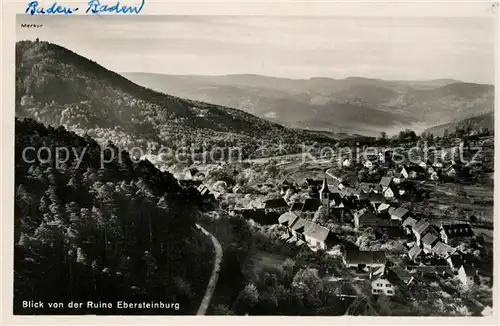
[
  {"xmin": 364, "ymin": 160, "xmax": 373, "ymax": 169},
  {"xmin": 371, "ymin": 277, "xmax": 395, "ymax": 296},
  {"xmin": 342, "ymin": 159, "xmax": 351, "ymax": 167},
  {"xmin": 481, "ymin": 306, "xmax": 493, "ymax": 316},
  {"xmin": 457, "ymin": 264, "xmax": 478, "ymax": 288},
  {"xmin": 430, "ymin": 171, "xmax": 439, "ymax": 181},
  {"xmin": 383, "ymin": 187, "xmax": 395, "ymax": 199},
  {"xmin": 400, "ymin": 167, "xmax": 409, "ymax": 179}
]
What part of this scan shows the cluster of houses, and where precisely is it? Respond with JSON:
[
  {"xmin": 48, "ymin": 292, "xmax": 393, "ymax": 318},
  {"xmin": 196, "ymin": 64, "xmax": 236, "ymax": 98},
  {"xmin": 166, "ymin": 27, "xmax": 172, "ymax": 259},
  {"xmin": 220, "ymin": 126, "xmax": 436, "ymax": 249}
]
[
  {"xmin": 289, "ymin": 169, "xmax": 481, "ymax": 295},
  {"xmin": 181, "ymin": 155, "xmax": 483, "ymax": 301},
  {"xmin": 177, "ymin": 169, "xmax": 222, "ymax": 206}
]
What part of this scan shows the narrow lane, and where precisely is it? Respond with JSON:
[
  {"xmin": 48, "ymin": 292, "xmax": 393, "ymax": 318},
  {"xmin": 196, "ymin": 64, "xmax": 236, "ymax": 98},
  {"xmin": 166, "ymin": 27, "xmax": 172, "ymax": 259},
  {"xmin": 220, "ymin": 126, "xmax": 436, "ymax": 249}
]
[{"xmin": 195, "ymin": 223, "xmax": 223, "ymax": 315}]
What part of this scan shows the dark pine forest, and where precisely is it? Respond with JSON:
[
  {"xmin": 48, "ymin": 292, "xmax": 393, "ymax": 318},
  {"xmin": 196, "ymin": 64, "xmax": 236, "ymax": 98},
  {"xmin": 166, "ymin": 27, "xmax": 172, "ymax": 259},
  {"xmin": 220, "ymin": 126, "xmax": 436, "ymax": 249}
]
[{"xmin": 14, "ymin": 118, "xmax": 213, "ymax": 314}]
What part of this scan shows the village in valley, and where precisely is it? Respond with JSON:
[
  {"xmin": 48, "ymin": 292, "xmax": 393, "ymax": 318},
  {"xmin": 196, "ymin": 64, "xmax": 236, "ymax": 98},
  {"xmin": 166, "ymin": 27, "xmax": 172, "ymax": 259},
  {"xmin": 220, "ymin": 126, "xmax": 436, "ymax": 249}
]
[{"xmin": 173, "ymin": 130, "xmax": 494, "ymax": 316}]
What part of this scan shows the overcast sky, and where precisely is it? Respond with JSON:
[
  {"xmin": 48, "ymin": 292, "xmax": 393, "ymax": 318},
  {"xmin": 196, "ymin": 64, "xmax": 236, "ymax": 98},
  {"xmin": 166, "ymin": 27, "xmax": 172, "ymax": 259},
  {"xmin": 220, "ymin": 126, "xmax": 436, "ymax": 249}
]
[{"xmin": 17, "ymin": 14, "xmax": 495, "ymax": 83}]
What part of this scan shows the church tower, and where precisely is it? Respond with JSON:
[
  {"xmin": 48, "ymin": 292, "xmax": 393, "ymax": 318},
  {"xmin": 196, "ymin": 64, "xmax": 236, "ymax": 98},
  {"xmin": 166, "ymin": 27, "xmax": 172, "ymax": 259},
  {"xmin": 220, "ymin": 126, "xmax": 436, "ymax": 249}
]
[{"xmin": 319, "ymin": 175, "xmax": 330, "ymax": 207}]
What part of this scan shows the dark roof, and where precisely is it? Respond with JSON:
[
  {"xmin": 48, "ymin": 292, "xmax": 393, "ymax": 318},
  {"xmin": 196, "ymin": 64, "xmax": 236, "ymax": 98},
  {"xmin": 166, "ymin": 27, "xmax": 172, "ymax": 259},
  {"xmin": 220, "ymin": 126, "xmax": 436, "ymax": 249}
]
[
  {"xmin": 241, "ymin": 209, "xmax": 279, "ymax": 225},
  {"xmin": 329, "ymin": 192, "xmax": 343, "ymax": 204},
  {"xmin": 264, "ymin": 198, "xmax": 288, "ymax": 209},
  {"xmin": 449, "ymin": 255, "xmax": 464, "ymax": 267},
  {"xmin": 306, "ymin": 178, "xmax": 323, "ymax": 187},
  {"xmin": 290, "ymin": 202, "xmax": 303, "ymax": 211},
  {"xmin": 359, "ymin": 182, "xmax": 377, "ymax": 192},
  {"xmin": 379, "ymin": 177, "xmax": 393, "ymax": 188},
  {"xmin": 178, "ymin": 179, "xmax": 203, "ymax": 188},
  {"xmin": 421, "ymin": 232, "xmax": 439, "ymax": 247},
  {"xmin": 391, "ymin": 207, "xmax": 410, "ymax": 219},
  {"xmin": 387, "ymin": 266, "xmax": 414, "ymax": 285},
  {"xmin": 345, "ymin": 249, "xmax": 386, "ymax": 265},
  {"xmin": 462, "ymin": 264, "xmax": 478, "ymax": 276},
  {"xmin": 188, "ymin": 167, "xmax": 199, "ymax": 175},
  {"xmin": 358, "ymin": 190, "xmax": 369, "ymax": 200},
  {"xmin": 375, "ymin": 226, "xmax": 407, "ymax": 239},
  {"xmin": 330, "ymin": 207, "xmax": 350, "ymax": 219},
  {"xmin": 301, "ymin": 198, "xmax": 322, "ymax": 212},
  {"xmin": 441, "ymin": 224, "xmax": 474, "ymax": 239},
  {"xmin": 426, "ymin": 257, "xmax": 449, "ymax": 267},
  {"xmin": 355, "ymin": 208, "xmax": 395, "ymax": 227},
  {"xmin": 408, "ymin": 165, "xmax": 426, "ymax": 174},
  {"xmin": 278, "ymin": 212, "xmax": 299, "ymax": 226},
  {"xmin": 369, "ymin": 192, "xmax": 385, "ymax": 203}
]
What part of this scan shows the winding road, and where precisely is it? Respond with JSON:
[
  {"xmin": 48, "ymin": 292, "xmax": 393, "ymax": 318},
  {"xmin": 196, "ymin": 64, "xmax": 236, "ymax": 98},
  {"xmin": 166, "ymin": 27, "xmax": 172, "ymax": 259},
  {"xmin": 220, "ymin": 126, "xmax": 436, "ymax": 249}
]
[{"xmin": 195, "ymin": 223, "xmax": 223, "ymax": 315}]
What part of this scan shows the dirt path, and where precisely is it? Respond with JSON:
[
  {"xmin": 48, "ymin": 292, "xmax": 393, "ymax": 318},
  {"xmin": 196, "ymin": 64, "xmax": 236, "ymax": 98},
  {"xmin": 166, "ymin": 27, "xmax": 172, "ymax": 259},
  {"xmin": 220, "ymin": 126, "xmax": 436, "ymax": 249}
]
[{"xmin": 195, "ymin": 223, "xmax": 223, "ymax": 315}]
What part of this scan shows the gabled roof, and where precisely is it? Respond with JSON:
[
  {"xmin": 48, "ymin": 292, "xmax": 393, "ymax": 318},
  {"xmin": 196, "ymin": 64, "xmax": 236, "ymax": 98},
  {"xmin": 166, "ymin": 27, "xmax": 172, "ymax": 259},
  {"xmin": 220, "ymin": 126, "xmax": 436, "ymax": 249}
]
[
  {"xmin": 402, "ymin": 216, "xmax": 418, "ymax": 228},
  {"xmin": 355, "ymin": 208, "xmax": 395, "ymax": 227},
  {"xmin": 290, "ymin": 218, "xmax": 313, "ymax": 233},
  {"xmin": 329, "ymin": 192, "xmax": 343, "ymax": 204},
  {"xmin": 408, "ymin": 245, "xmax": 423, "ymax": 260},
  {"xmin": 264, "ymin": 198, "xmax": 288, "ymax": 209},
  {"xmin": 278, "ymin": 212, "xmax": 299, "ymax": 226},
  {"xmin": 412, "ymin": 219, "xmax": 431, "ymax": 235},
  {"xmin": 387, "ymin": 266, "xmax": 414, "ymax": 286},
  {"xmin": 431, "ymin": 241, "xmax": 455, "ymax": 258},
  {"xmin": 345, "ymin": 250, "xmax": 386, "ymax": 265},
  {"xmin": 301, "ymin": 198, "xmax": 322, "ymax": 212},
  {"xmin": 421, "ymin": 232, "xmax": 439, "ymax": 247},
  {"xmin": 441, "ymin": 224, "xmax": 474, "ymax": 239},
  {"xmin": 379, "ymin": 177, "xmax": 393, "ymax": 188},
  {"xmin": 391, "ymin": 207, "xmax": 410, "ymax": 219},
  {"xmin": 461, "ymin": 264, "xmax": 478, "ymax": 276},
  {"xmin": 304, "ymin": 223, "xmax": 331, "ymax": 243},
  {"xmin": 377, "ymin": 203, "xmax": 391, "ymax": 213}
]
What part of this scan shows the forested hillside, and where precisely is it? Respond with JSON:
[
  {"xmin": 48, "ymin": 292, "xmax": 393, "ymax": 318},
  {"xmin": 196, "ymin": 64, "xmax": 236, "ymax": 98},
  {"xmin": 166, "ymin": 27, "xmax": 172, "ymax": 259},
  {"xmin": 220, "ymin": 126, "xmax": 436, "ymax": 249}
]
[
  {"xmin": 16, "ymin": 41, "xmax": 334, "ymax": 162},
  {"xmin": 14, "ymin": 118, "xmax": 213, "ymax": 314},
  {"xmin": 123, "ymin": 73, "xmax": 494, "ymax": 136}
]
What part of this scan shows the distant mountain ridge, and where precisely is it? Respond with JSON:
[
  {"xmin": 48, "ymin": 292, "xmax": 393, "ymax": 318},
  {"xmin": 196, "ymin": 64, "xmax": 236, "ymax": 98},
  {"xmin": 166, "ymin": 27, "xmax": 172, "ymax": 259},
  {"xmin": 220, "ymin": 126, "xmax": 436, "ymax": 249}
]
[
  {"xmin": 423, "ymin": 112, "xmax": 494, "ymax": 137},
  {"xmin": 122, "ymin": 72, "xmax": 494, "ymax": 137},
  {"xmin": 15, "ymin": 41, "xmax": 336, "ymax": 161}
]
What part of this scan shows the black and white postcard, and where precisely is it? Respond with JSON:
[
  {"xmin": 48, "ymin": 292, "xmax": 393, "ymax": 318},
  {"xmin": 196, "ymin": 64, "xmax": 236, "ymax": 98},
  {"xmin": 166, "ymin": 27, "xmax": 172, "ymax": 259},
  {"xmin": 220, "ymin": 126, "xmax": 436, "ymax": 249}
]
[{"xmin": 1, "ymin": 0, "xmax": 498, "ymax": 324}]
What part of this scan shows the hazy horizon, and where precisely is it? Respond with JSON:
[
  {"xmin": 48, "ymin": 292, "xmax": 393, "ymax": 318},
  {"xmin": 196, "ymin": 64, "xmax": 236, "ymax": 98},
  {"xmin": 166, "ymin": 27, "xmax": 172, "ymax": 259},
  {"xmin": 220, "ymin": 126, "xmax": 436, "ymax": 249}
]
[{"xmin": 17, "ymin": 15, "xmax": 495, "ymax": 84}]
